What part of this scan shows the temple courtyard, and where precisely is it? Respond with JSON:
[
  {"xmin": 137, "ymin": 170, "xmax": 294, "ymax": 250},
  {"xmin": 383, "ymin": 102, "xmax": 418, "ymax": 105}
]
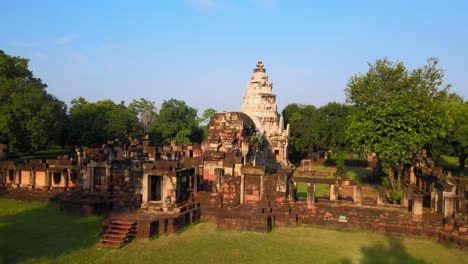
[{"xmin": 1, "ymin": 199, "xmax": 466, "ymax": 264}]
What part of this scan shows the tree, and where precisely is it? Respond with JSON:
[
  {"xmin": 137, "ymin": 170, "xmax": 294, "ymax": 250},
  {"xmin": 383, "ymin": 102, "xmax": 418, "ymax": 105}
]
[
  {"xmin": 314, "ymin": 102, "xmax": 353, "ymax": 151},
  {"xmin": 69, "ymin": 98, "xmax": 140, "ymax": 146},
  {"xmin": 443, "ymin": 94, "xmax": 468, "ymax": 175},
  {"xmin": 107, "ymin": 102, "xmax": 141, "ymax": 139},
  {"xmin": 0, "ymin": 50, "xmax": 68, "ymax": 155},
  {"xmin": 282, "ymin": 103, "xmax": 317, "ymax": 162},
  {"xmin": 345, "ymin": 58, "xmax": 452, "ymax": 189},
  {"xmin": 129, "ymin": 98, "xmax": 158, "ymax": 138},
  {"xmin": 152, "ymin": 99, "xmax": 200, "ymax": 144}
]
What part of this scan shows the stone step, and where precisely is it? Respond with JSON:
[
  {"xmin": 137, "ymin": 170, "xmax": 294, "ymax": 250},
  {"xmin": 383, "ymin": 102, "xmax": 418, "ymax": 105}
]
[
  {"xmin": 109, "ymin": 224, "xmax": 134, "ymax": 229},
  {"xmin": 111, "ymin": 220, "xmax": 136, "ymax": 226},
  {"xmin": 106, "ymin": 228, "xmax": 130, "ymax": 234},
  {"xmin": 99, "ymin": 238, "xmax": 122, "ymax": 244},
  {"xmin": 103, "ymin": 233, "xmax": 127, "ymax": 239}
]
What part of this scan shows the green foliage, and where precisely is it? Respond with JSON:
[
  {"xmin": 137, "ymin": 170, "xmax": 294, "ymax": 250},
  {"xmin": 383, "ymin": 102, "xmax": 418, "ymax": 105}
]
[
  {"xmin": 334, "ymin": 150, "xmax": 346, "ymax": 174},
  {"xmin": 152, "ymin": 98, "xmax": 202, "ymax": 144},
  {"xmin": 314, "ymin": 102, "xmax": 353, "ymax": 151},
  {"xmin": 440, "ymin": 94, "xmax": 468, "ymax": 175},
  {"xmin": 345, "ymin": 58, "xmax": 453, "ymax": 188},
  {"xmin": 0, "ymin": 50, "xmax": 68, "ymax": 155},
  {"xmin": 282, "ymin": 103, "xmax": 317, "ymax": 162},
  {"xmin": 128, "ymin": 98, "xmax": 158, "ymax": 137},
  {"xmin": 69, "ymin": 98, "xmax": 141, "ymax": 146},
  {"xmin": 389, "ymin": 190, "xmax": 404, "ymax": 204},
  {"xmin": 381, "ymin": 176, "xmax": 391, "ymax": 189}
]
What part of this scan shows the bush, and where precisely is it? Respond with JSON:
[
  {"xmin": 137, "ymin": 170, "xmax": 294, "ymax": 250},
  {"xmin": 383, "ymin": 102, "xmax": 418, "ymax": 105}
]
[{"xmin": 389, "ymin": 190, "xmax": 403, "ymax": 204}]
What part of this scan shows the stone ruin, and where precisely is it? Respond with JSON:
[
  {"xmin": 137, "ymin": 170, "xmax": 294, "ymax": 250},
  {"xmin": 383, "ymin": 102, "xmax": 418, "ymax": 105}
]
[{"xmin": 0, "ymin": 61, "xmax": 467, "ymax": 250}]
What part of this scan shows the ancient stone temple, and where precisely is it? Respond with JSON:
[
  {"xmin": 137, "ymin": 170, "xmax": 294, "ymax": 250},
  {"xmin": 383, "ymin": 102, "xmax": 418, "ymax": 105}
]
[{"xmin": 241, "ymin": 61, "xmax": 290, "ymax": 167}]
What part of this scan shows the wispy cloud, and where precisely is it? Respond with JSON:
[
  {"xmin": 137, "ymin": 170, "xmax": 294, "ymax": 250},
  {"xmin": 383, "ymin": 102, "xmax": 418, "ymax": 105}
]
[
  {"xmin": 185, "ymin": 0, "xmax": 218, "ymax": 11},
  {"xmin": 56, "ymin": 34, "xmax": 76, "ymax": 45}
]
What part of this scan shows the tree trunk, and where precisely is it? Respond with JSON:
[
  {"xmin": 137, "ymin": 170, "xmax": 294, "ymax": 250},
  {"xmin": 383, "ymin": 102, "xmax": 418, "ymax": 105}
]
[
  {"xmin": 387, "ymin": 166, "xmax": 395, "ymax": 190},
  {"xmin": 459, "ymin": 154, "xmax": 466, "ymax": 177}
]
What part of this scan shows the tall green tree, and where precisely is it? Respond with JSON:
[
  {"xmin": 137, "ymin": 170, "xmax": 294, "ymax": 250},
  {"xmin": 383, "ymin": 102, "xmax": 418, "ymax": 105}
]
[
  {"xmin": 345, "ymin": 58, "xmax": 452, "ymax": 189},
  {"xmin": 151, "ymin": 98, "xmax": 200, "ymax": 144},
  {"xmin": 0, "ymin": 50, "xmax": 68, "ymax": 155},
  {"xmin": 107, "ymin": 102, "xmax": 141, "ymax": 139},
  {"xmin": 69, "ymin": 98, "xmax": 140, "ymax": 146},
  {"xmin": 282, "ymin": 103, "xmax": 317, "ymax": 162},
  {"xmin": 129, "ymin": 98, "xmax": 158, "ymax": 138},
  {"xmin": 314, "ymin": 102, "xmax": 353, "ymax": 151},
  {"xmin": 443, "ymin": 94, "xmax": 468, "ymax": 175}
]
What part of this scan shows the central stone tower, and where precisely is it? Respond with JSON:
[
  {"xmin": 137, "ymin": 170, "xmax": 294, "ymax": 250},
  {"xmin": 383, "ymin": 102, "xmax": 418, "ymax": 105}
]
[{"xmin": 241, "ymin": 61, "xmax": 290, "ymax": 167}]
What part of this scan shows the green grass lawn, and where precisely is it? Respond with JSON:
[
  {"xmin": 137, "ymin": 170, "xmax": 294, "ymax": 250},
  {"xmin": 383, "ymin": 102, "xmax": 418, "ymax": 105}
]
[
  {"xmin": 1, "ymin": 199, "xmax": 467, "ymax": 264},
  {"xmin": 0, "ymin": 199, "xmax": 102, "ymax": 264}
]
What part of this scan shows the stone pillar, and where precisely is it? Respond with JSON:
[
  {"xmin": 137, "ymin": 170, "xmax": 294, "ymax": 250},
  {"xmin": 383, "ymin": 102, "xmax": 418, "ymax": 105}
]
[
  {"xmin": 106, "ymin": 166, "xmax": 111, "ymax": 192},
  {"xmin": 403, "ymin": 186, "xmax": 413, "ymax": 208},
  {"xmin": 430, "ymin": 190, "xmax": 436, "ymax": 212},
  {"xmin": 307, "ymin": 183, "xmax": 315, "ymax": 207},
  {"xmin": 288, "ymin": 180, "xmax": 295, "ymax": 202},
  {"xmin": 409, "ymin": 165, "xmax": 416, "ymax": 185},
  {"xmin": 444, "ymin": 197, "xmax": 454, "ymax": 218},
  {"xmin": 14, "ymin": 170, "xmax": 20, "ymax": 187},
  {"xmin": 45, "ymin": 170, "xmax": 51, "ymax": 189},
  {"xmin": 412, "ymin": 194, "xmax": 423, "ymax": 215},
  {"xmin": 459, "ymin": 198, "xmax": 467, "ymax": 216},
  {"xmin": 353, "ymin": 186, "xmax": 361, "ymax": 204},
  {"xmin": 167, "ymin": 217, "xmax": 175, "ymax": 234},
  {"xmin": 377, "ymin": 186, "xmax": 386, "ymax": 205},
  {"xmin": 240, "ymin": 174, "xmax": 245, "ymax": 204},
  {"xmin": 329, "ymin": 184, "xmax": 337, "ymax": 201}
]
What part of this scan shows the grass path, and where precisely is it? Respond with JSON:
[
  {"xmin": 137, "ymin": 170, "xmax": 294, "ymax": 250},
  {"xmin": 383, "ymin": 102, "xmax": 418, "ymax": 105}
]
[{"xmin": 1, "ymin": 199, "xmax": 467, "ymax": 264}]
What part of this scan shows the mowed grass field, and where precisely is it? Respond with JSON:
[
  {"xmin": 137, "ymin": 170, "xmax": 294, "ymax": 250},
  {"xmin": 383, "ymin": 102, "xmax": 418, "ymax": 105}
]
[{"xmin": 1, "ymin": 199, "xmax": 467, "ymax": 264}]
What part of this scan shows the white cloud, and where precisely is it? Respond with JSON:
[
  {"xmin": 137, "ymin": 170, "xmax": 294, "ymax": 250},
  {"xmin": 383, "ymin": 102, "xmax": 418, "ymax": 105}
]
[{"xmin": 56, "ymin": 34, "xmax": 76, "ymax": 45}]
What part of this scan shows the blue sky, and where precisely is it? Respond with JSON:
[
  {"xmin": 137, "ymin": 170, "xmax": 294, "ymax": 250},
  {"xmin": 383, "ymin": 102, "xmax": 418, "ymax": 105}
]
[{"xmin": 2, "ymin": 0, "xmax": 467, "ymax": 114}]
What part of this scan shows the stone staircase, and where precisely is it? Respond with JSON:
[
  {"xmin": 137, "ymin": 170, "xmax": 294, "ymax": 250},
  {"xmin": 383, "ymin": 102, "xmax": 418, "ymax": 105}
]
[{"xmin": 97, "ymin": 220, "xmax": 136, "ymax": 248}]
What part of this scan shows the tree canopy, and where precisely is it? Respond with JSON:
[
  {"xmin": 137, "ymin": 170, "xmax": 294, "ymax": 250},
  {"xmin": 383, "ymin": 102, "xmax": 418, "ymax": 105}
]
[
  {"xmin": 0, "ymin": 50, "xmax": 68, "ymax": 155},
  {"xmin": 345, "ymin": 58, "xmax": 453, "ymax": 189},
  {"xmin": 151, "ymin": 98, "xmax": 203, "ymax": 144},
  {"xmin": 69, "ymin": 98, "xmax": 140, "ymax": 147}
]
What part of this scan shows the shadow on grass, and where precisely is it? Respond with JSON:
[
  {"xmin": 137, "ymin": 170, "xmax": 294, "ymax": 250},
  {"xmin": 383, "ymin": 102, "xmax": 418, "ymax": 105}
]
[
  {"xmin": 0, "ymin": 201, "xmax": 102, "ymax": 263},
  {"xmin": 340, "ymin": 236, "xmax": 428, "ymax": 264}
]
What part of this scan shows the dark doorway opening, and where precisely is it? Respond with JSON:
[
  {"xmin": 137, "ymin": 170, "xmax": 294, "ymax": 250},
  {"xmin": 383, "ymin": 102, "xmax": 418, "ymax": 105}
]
[{"xmin": 150, "ymin": 176, "xmax": 162, "ymax": 201}]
